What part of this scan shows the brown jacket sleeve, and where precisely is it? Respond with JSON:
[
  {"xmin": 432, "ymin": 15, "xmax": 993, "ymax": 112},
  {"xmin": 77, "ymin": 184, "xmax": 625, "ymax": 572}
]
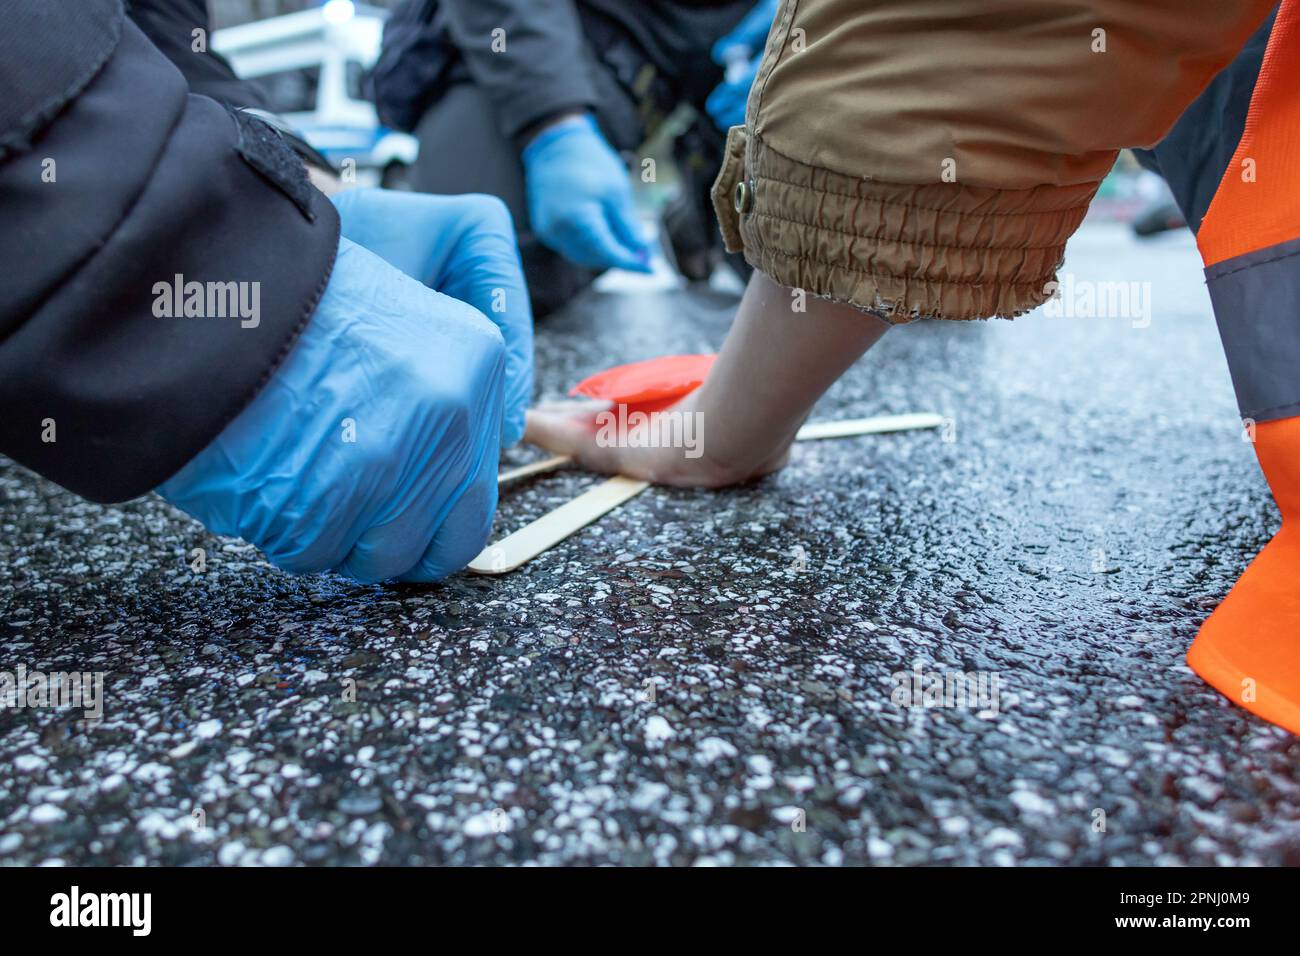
[{"xmin": 712, "ymin": 0, "xmax": 1277, "ymax": 321}]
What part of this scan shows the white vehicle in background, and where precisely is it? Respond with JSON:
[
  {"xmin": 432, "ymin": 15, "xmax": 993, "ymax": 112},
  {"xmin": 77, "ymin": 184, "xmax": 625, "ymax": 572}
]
[{"xmin": 213, "ymin": 0, "xmax": 417, "ymax": 187}]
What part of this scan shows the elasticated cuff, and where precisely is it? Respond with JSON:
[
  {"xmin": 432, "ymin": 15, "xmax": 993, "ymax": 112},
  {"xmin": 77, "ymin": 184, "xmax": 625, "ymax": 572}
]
[{"xmin": 711, "ymin": 126, "xmax": 1100, "ymax": 322}]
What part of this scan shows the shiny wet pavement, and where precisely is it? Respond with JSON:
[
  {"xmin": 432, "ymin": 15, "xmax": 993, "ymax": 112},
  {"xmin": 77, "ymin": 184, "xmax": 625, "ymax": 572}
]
[{"xmin": 2, "ymin": 223, "xmax": 1296, "ymax": 865}]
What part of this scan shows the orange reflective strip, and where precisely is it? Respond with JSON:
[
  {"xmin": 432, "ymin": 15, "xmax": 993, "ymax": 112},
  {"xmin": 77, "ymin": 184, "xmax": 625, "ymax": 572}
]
[{"xmin": 1198, "ymin": 0, "xmax": 1300, "ymax": 267}]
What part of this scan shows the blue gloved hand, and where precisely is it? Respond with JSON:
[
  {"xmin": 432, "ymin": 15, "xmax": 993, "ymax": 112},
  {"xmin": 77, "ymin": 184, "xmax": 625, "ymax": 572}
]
[
  {"xmin": 711, "ymin": 0, "xmax": 779, "ymax": 65},
  {"xmin": 522, "ymin": 113, "xmax": 652, "ymax": 274},
  {"xmin": 706, "ymin": 53, "xmax": 761, "ymax": 131},
  {"xmin": 331, "ymin": 188, "xmax": 532, "ymax": 448},
  {"xmin": 157, "ymin": 237, "xmax": 506, "ymax": 584},
  {"xmin": 707, "ymin": 0, "xmax": 779, "ymax": 130}
]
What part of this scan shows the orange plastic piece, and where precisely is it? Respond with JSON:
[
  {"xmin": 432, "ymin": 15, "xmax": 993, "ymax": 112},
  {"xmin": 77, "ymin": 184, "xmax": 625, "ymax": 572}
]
[
  {"xmin": 569, "ymin": 354, "xmax": 716, "ymax": 413},
  {"xmin": 1188, "ymin": 416, "xmax": 1300, "ymax": 734}
]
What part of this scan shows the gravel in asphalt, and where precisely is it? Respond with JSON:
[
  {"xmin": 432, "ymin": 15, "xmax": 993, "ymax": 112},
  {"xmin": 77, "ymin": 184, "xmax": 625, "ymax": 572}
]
[{"xmin": 2, "ymin": 223, "xmax": 1298, "ymax": 865}]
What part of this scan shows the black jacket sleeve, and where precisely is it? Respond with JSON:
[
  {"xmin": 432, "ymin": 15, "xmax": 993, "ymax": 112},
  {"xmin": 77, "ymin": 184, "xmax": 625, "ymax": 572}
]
[
  {"xmin": 0, "ymin": 0, "xmax": 339, "ymax": 502},
  {"xmin": 125, "ymin": 0, "xmax": 269, "ymax": 110},
  {"xmin": 438, "ymin": 0, "xmax": 600, "ymax": 141}
]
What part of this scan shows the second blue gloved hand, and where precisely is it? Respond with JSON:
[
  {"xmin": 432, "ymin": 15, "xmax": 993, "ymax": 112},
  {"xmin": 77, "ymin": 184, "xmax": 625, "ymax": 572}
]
[
  {"xmin": 522, "ymin": 113, "xmax": 652, "ymax": 274},
  {"xmin": 707, "ymin": 0, "xmax": 778, "ymax": 130},
  {"xmin": 157, "ymin": 238, "xmax": 506, "ymax": 584},
  {"xmin": 706, "ymin": 53, "xmax": 761, "ymax": 131},
  {"xmin": 711, "ymin": 0, "xmax": 779, "ymax": 65},
  {"xmin": 331, "ymin": 188, "xmax": 532, "ymax": 447}
]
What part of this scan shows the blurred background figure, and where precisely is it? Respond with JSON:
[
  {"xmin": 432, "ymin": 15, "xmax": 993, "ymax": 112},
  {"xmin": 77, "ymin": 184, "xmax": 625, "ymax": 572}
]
[
  {"xmin": 1129, "ymin": 170, "xmax": 1189, "ymax": 238},
  {"xmin": 370, "ymin": 0, "xmax": 773, "ymax": 315}
]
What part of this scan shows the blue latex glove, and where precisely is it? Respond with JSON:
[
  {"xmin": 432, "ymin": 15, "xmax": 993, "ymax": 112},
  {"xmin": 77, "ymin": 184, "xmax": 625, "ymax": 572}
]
[
  {"xmin": 707, "ymin": 0, "xmax": 779, "ymax": 130},
  {"xmin": 711, "ymin": 0, "xmax": 779, "ymax": 65},
  {"xmin": 157, "ymin": 238, "xmax": 506, "ymax": 584},
  {"xmin": 331, "ymin": 189, "xmax": 532, "ymax": 448},
  {"xmin": 522, "ymin": 113, "xmax": 652, "ymax": 274},
  {"xmin": 706, "ymin": 54, "xmax": 761, "ymax": 131}
]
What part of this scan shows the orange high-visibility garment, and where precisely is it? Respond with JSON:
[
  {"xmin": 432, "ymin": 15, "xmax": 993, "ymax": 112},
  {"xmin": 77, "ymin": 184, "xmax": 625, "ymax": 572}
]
[{"xmin": 1188, "ymin": 0, "xmax": 1300, "ymax": 734}]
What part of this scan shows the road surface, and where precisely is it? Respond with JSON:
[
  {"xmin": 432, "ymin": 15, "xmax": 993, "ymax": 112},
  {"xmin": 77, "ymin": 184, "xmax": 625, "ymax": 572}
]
[{"xmin": 2, "ymin": 223, "xmax": 1297, "ymax": 865}]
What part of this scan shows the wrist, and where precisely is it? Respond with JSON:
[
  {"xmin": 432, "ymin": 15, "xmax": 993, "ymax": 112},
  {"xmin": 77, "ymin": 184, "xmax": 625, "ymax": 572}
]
[
  {"xmin": 537, "ymin": 110, "xmax": 589, "ymax": 134},
  {"xmin": 522, "ymin": 112, "xmax": 601, "ymax": 164},
  {"xmin": 520, "ymin": 109, "xmax": 589, "ymax": 147}
]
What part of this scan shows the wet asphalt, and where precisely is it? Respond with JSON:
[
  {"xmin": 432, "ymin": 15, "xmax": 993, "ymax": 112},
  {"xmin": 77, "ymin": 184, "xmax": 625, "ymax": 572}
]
[{"xmin": 2, "ymin": 222, "xmax": 1298, "ymax": 866}]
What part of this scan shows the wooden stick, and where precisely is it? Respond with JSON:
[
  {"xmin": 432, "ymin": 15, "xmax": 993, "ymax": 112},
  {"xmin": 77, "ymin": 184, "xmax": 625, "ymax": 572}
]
[
  {"xmin": 474, "ymin": 411, "xmax": 944, "ymax": 575},
  {"xmin": 795, "ymin": 412, "xmax": 945, "ymax": 441},
  {"xmin": 497, "ymin": 454, "xmax": 572, "ymax": 485},
  {"xmin": 494, "ymin": 414, "xmax": 941, "ymax": 485},
  {"xmin": 468, "ymin": 476, "xmax": 650, "ymax": 575}
]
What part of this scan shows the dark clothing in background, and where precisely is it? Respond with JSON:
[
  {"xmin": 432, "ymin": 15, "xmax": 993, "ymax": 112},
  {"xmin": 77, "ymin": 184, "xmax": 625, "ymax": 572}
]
[
  {"xmin": 376, "ymin": 0, "xmax": 752, "ymax": 314},
  {"xmin": 374, "ymin": 0, "xmax": 749, "ymax": 142},
  {"xmin": 0, "ymin": 0, "xmax": 338, "ymax": 502}
]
